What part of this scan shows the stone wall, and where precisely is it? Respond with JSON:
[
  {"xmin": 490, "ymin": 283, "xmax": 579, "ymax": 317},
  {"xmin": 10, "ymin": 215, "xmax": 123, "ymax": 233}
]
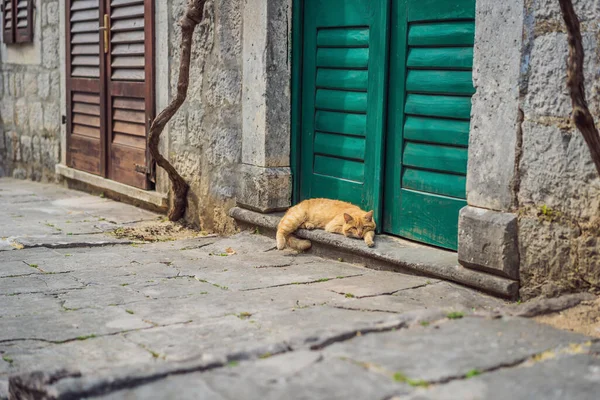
[
  {"xmin": 0, "ymin": 0, "xmax": 61, "ymax": 181},
  {"xmin": 516, "ymin": 0, "xmax": 600, "ymax": 299},
  {"xmin": 165, "ymin": 0, "xmax": 243, "ymax": 233}
]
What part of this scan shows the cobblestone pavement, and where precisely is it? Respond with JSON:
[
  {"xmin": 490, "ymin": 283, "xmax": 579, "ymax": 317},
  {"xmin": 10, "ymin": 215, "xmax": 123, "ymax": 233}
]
[{"xmin": 1, "ymin": 179, "xmax": 598, "ymax": 399}]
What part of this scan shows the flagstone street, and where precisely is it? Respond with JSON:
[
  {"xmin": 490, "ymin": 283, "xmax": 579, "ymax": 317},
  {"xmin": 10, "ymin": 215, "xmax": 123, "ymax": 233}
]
[{"xmin": 1, "ymin": 179, "xmax": 598, "ymax": 399}]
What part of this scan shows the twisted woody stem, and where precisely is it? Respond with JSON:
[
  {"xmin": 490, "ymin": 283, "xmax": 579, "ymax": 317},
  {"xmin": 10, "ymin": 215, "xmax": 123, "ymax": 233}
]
[
  {"xmin": 148, "ymin": 0, "xmax": 207, "ymax": 221},
  {"xmin": 558, "ymin": 0, "xmax": 600, "ymax": 176}
]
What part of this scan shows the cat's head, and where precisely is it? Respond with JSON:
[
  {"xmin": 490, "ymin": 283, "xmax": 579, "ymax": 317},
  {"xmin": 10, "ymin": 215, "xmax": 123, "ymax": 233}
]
[{"xmin": 342, "ymin": 211, "xmax": 376, "ymax": 239}]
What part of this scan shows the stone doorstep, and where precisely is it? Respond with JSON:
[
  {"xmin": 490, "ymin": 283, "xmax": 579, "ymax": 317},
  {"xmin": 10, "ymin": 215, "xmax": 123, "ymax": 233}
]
[
  {"xmin": 229, "ymin": 207, "xmax": 519, "ymax": 300},
  {"xmin": 55, "ymin": 164, "xmax": 168, "ymax": 213}
]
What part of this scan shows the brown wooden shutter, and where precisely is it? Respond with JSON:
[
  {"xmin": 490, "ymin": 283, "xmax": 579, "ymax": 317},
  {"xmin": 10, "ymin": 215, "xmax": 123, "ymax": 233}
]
[
  {"xmin": 2, "ymin": 0, "xmax": 15, "ymax": 43},
  {"xmin": 106, "ymin": 0, "xmax": 154, "ymax": 189},
  {"xmin": 66, "ymin": 0, "xmax": 105, "ymax": 176},
  {"xmin": 14, "ymin": 0, "xmax": 33, "ymax": 43}
]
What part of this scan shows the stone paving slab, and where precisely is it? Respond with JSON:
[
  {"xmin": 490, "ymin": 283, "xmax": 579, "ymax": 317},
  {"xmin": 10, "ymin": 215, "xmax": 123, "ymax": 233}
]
[
  {"xmin": 101, "ymin": 351, "xmax": 410, "ymax": 400},
  {"xmin": 400, "ymin": 353, "xmax": 600, "ymax": 400},
  {"xmin": 322, "ymin": 317, "xmax": 591, "ymax": 383},
  {"xmin": 331, "ymin": 281, "xmax": 504, "ymax": 314}
]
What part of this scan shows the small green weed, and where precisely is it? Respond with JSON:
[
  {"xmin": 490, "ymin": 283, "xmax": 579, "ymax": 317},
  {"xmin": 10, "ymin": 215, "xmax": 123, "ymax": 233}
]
[
  {"xmin": 228, "ymin": 361, "xmax": 239, "ymax": 367},
  {"xmin": 393, "ymin": 372, "xmax": 429, "ymax": 388},
  {"xmin": 120, "ymin": 283, "xmax": 129, "ymax": 287},
  {"xmin": 76, "ymin": 334, "xmax": 97, "ymax": 341},
  {"xmin": 126, "ymin": 309, "xmax": 134, "ymax": 315},
  {"xmin": 2, "ymin": 355, "xmax": 13, "ymax": 364},
  {"xmin": 447, "ymin": 311, "xmax": 464, "ymax": 320},
  {"xmin": 237, "ymin": 312, "xmax": 252, "ymax": 320},
  {"xmin": 345, "ymin": 293, "xmax": 355, "ymax": 298},
  {"xmin": 315, "ymin": 278, "xmax": 330, "ymax": 283},
  {"xmin": 259, "ymin": 352, "xmax": 272, "ymax": 359},
  {"xmin": 29, "ymin": 263, "xmax": 39, "ymax": 269},
  {"xmin": 420, "ymin": 321, "xmax": 430, "ymax": 327},
  {"xmin": 465, "ymin": 369, "xmax": 481, "ymax": 379}
]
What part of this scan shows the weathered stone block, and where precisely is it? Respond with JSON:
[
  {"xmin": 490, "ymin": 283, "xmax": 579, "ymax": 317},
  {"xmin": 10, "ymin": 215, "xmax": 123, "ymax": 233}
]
[
  {"xmin": 43, "ymin": 102, "xmax": 61, "ymax": 133},
  {"xmin": 20, "ymin": 135, "xmax": 33, "ymax": 162},
  {"xmin": 42, "ymin": 27, "xmax": 59, "ymax": 68},
  {"xmin": 38, "ymin": 72, "xmax": 51, "ymax": 99},
  {"xmin": 466, "ymin": 0, "xmax": 523, "ymax": 211},
  {"xmin": 458, "ymin": 206, "xmax": 519, "ymax": 280},
  {"xmin": 0, "ymin": 99, "xmax": 14, "ymax": 125},
  {"xmin": 23, "ymin": 72, "xmax": 38, "ymax": 96},
  {"xmin": 241, "ymin": 0, "xmax": 291, "ymax": 168},
  {"xmin": 236, "ymin": 164, "xmax": 291, "ymax": 212},
  {"xmin": 45, "ymin": 2, "xmax": 60, "ymax": 26},
  {"xmin": 28, "ymin": 102, "xmax": 44, "ymax": 132},
  {"xmin": 12, "ymin": 168, "xmax": 27, "ymax": 179},
  {"xmin": 14, "ymin": 98, "xmax": 29, "ymax": 131}
]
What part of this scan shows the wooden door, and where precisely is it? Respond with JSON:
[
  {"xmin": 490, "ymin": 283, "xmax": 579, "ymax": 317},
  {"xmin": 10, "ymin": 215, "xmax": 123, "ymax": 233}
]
[
  {"xmin": 298, "ymin": 0, "xmax": 389, "ymax": 220},
  {"xmin": 65, "ymin": 0, "xmax": 154, "ymax": 189},
  {"xmin": 383, "ymin": 0, "xmax": 476, "ymax": 250},
  {"xmin": 106, "ymin": 0, "xmax": 154, "ymax": 189}
]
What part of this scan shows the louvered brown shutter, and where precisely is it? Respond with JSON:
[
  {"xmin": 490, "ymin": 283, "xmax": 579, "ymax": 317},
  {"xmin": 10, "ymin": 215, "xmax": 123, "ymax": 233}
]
[
  {"xmin": 2, "ymin": 0, "xmax": 15, "ymax": 43},
  {"xmin": 106, "ymin": 0, "xmax": 154, "ymax": 189},
  {"xmin": 66, "ymin": 0, "xmax": 105, "ymax": 176},
  {"xmin": 14, "ymin": 0, "xmax": 32, "ymax": 43}
]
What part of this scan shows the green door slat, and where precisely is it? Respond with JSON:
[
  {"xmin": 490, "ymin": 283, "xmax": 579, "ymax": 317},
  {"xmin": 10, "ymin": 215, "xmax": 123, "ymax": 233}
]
[
  {"xmin": 407, "ymin": 47, "xmax": 473, "ymax": 70},
  {"xmin": 406, "ymin": 70, "xmax": 475, "ymax": 95},
  {"xmin": 315, "ymin": 111, "xmax": 367, "ymax": 136},
  {"xmin": 408, "ymin": 22, "xmax": 475, "ymax": 47},
  {"xmin": 316, "ymin": 69, "xmax": 369, "ymax": 91},
  {"xmin": 405, "ymin": 94, "xmax": 472, "ymax": 120},
  {"xmin": 316, "ymin": 48, "xmax": 369, "ymax": 68},
  {"xmin": 314, "ymin": 155, "xmax": 365, "ymax": 183},
  {"xmin": 311, "ymin": 174, "xmax": 364, "ymax": 206},
  {"xmin": 408, "ymin": 0, "xmax": 475, "ymax": 22},
  {"xmin": 404, "ymin": 116, "xmax": 470, "ymax": 146},
  {"xmin": 315, "ymin": 132, "xmax": 366, "ymax": 161},
  {"xmin": 402, "ymin": 168, "xmax": 467, "ymax": 199},
  {"xmin": 396, "ymin": 189, "xmax": 467, "ymax": 250},
  {"xmin": 317, "ymin": 27, "xmax": 370, "ymax": 47},
  {"xmin": 300, "ymin": 0, "xmax": 389, "ymax": 220},
  {"xmin": 403, "ymin": 142, "xmax": 468, "ymax": 175},
  {"xmin": 315, "ymin": 89, "xmax": 368, "ymax": 113}
]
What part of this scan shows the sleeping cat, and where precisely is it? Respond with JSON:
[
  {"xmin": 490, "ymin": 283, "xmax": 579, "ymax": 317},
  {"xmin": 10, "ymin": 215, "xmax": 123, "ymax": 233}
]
[{"xmin": 276, "ymin": 198, "xmax": 376, "ymax": 251}]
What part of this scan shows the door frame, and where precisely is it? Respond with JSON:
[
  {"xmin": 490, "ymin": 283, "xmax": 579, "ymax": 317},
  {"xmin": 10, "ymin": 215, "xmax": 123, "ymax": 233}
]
[{"xmin": 290, "ymin": 0, "xmax": 390, "ymax": 231}]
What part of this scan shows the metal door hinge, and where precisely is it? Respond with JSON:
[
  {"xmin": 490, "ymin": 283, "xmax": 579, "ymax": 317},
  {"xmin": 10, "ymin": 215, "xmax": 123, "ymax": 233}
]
[{"xmin": 99, "ymin": 14, "xmax": 109, "ymax": 54}]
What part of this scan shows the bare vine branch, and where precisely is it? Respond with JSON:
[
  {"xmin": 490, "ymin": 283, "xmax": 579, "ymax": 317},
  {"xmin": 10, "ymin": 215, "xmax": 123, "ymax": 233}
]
[
  {"xmin": 558, "ymin": 0, "xmax": 600, "ymax": 176},
  {"xmin": 148, "ymin": 0, "xmax": 208, "ymax": 221}
]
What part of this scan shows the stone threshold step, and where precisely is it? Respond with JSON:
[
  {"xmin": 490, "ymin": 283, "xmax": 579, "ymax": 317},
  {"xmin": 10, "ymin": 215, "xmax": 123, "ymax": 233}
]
[{"xmin": 230, "ymin": 207, "xmax": 519, "ymax": 300}]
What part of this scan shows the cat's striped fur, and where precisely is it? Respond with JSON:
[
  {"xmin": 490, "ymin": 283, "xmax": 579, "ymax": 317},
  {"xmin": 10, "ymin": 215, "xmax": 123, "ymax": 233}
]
[{"xmin": 276, "ymin": 199, "xmax": 376, "ymax": 251}]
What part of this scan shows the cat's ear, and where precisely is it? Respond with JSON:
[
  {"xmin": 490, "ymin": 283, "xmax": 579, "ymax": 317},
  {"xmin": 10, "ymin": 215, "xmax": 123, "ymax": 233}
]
[
  {"xmin": 364, "ymin": 210, "xmax": 374, "ymax": 222},
  {"xmin": 343, "ymin": 213, "xmax": 354, "ymax": 223}
]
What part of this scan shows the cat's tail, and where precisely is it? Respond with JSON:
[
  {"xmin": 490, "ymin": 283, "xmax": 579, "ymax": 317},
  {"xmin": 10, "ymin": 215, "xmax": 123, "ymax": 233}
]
[
  {"xmin": 276, "ymin": 206, "xmax": 305, "ymax": 250},
  {"xmin": 287, "ymin": 235, "xmax": 312, "ymax": 251}
]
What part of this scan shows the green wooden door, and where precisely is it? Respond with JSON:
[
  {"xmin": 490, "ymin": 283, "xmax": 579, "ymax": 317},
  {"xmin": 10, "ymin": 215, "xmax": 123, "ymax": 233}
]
[
  {"xmin": 383, "ymin": 0, "xmax": 476, "ymax": 250},
  {"xmin": 298, "ymin": 0, "xmax": 389, "ymax": 218}
]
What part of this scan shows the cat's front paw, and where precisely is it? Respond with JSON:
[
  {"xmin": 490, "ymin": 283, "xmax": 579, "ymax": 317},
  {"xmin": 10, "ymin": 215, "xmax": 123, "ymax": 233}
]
[
  {"xmin": 366, "ymin": 241, "xmax": 375, "ymax": 248},
  {"xmin": 302, "ymin": 222, "xmax": 316, "ymax": 230}
]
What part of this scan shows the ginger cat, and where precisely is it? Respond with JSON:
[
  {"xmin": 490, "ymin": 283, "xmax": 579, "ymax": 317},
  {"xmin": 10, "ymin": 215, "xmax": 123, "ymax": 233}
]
[{"xmin": 276, "ymin": 199, "xmax": 376, "ymax": 251}]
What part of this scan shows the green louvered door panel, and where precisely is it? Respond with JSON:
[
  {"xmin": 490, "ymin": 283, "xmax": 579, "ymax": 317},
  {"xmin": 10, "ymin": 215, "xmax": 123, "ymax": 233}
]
[
  {"xmin": 299, "ymin": 0, "xmax": 389, "ymax": 216},
  {"xmin": 383, "ymin": 0, "xmax": 476, "ymax": 250}
]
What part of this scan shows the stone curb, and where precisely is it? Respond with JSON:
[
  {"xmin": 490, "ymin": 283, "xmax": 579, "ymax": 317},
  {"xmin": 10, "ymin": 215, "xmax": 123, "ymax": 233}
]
[{"xmin": 229, "ymin": 207, "xmax": 519, "ymax": 299}]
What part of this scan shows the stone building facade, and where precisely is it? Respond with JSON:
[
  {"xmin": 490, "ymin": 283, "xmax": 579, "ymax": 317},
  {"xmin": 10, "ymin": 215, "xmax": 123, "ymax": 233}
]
[{"xmin": 0, "ymin": 0, "xmax": 598, "ymax": 300}]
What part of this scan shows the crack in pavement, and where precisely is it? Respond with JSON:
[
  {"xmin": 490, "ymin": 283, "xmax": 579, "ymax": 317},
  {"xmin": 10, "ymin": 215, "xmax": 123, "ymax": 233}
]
[
  {"xmin": 0, "ymin": 320, "xmax": 196, "ymax": 345},
  {"xmin": 240, "ymin": 274, "xmax": 366, "ymax": 292}
]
